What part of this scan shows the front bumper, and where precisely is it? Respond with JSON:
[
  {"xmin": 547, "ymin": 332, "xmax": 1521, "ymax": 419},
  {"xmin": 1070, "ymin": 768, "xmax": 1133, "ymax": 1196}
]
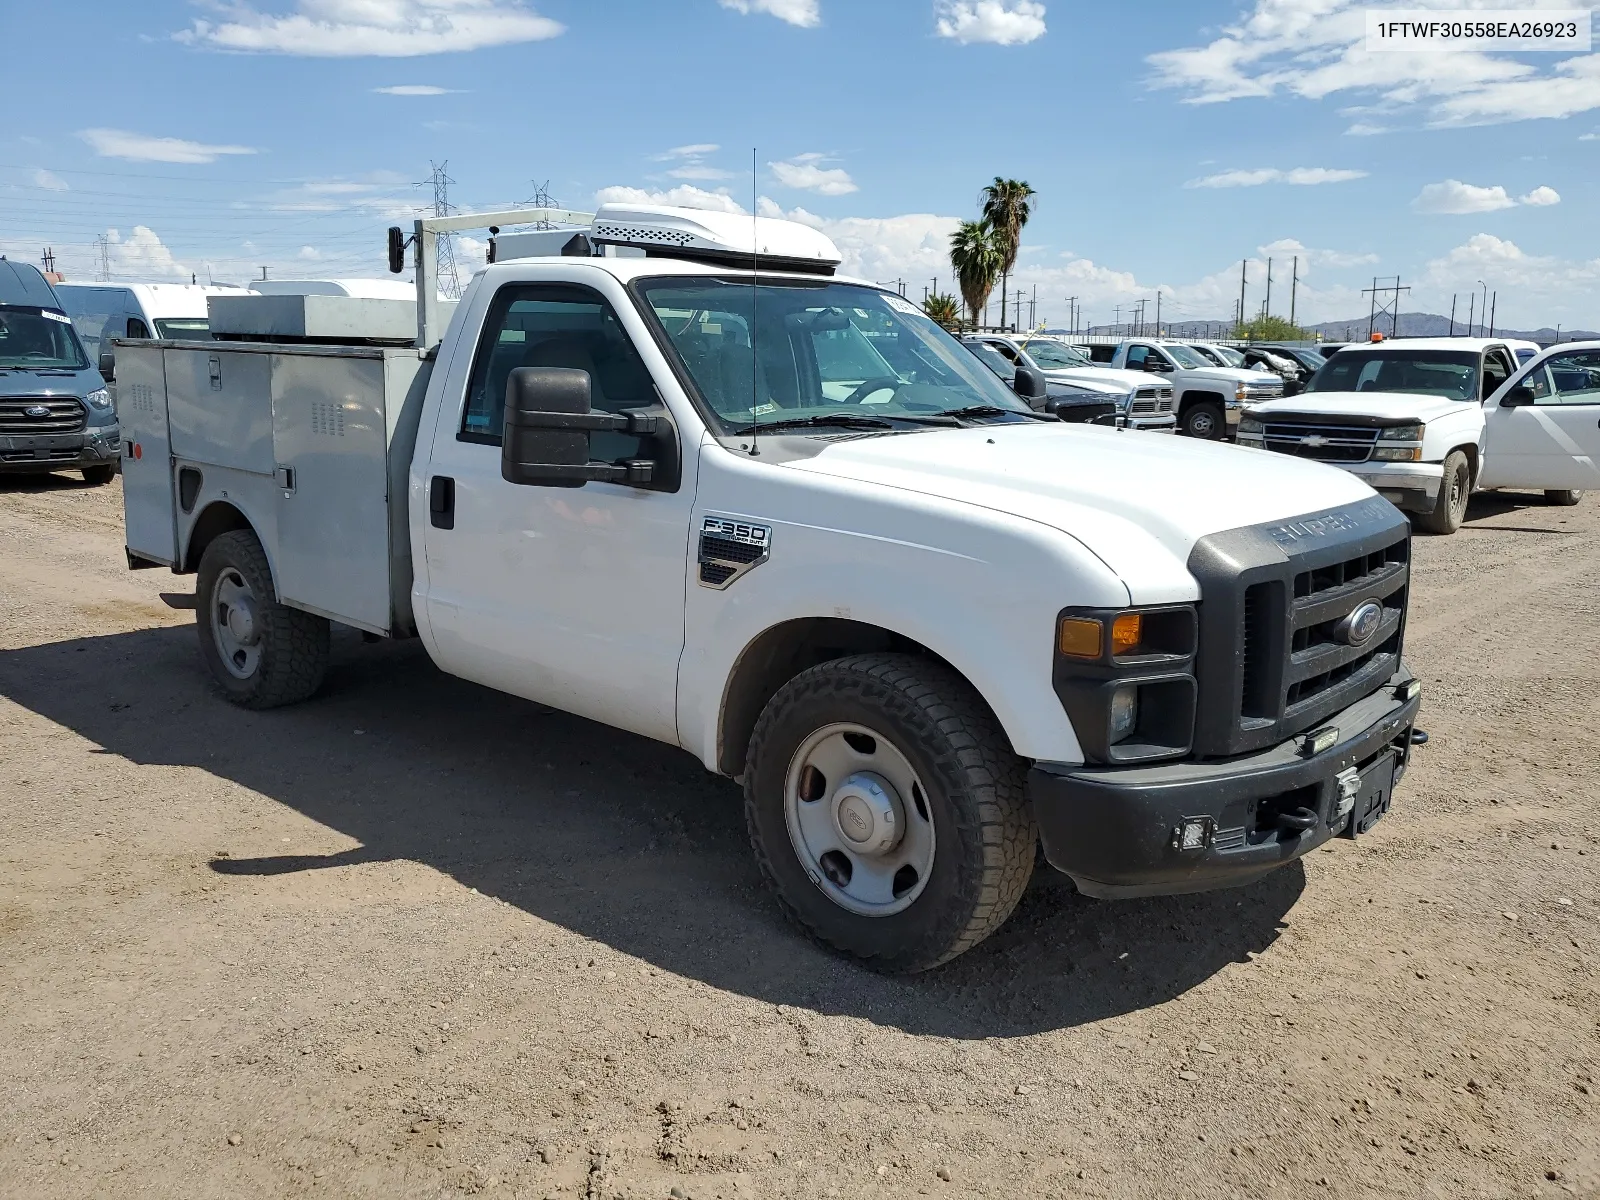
[
  {"xmin": 1346, "ymin": 460, "xmax": 1444, "ymax": 505},
  {"xmin": 0, "ymin": 426, "xmax": 120, "ymax": 473},
  {"xmin": 1125, "ymin": 414, "xmax": 1177, "ymax": 433},
  {"xmin": 1030, "ymin": 672, "xmax": 1420, "ymax": 899}
]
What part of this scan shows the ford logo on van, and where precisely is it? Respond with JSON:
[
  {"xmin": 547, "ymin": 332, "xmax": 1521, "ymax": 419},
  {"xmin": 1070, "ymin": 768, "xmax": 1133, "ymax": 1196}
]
[
  {"xmin": 24, "ymin": 405, "xmax": 51, "ymax": 418},
  {"xmin": 1334, "ymin": 600, "xmax": 1385, "ymax": 647}
]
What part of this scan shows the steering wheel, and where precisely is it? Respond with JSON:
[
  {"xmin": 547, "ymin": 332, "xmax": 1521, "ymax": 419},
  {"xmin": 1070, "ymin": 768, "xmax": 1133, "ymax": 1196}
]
[{"xmin": 840, "ymin": 376, "xmax": 903, "ymax": 405}]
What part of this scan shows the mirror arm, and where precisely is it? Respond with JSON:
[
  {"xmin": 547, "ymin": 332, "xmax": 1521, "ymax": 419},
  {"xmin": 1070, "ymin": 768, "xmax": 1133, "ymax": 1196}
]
[
  {"xmin": 519, "ymin": 459, "xmax": 656, "ymax": 486},
  {"xmin": 512, "ymin": 407, "xmax": 660, "ymax": 435}
]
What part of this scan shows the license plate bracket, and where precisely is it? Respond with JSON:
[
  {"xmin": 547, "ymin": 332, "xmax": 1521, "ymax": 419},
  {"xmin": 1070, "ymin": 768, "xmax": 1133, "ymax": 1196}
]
[{"xmin": 1344, "ymin": 750, "xmax": 1397, "ymax": 837}]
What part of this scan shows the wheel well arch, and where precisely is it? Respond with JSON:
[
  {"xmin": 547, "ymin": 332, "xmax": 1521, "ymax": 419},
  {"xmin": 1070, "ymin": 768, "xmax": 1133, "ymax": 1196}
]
[
  {"xmin": 1179, "ymin": 390, "xmax": 1225, "ymax": 412},
  {"xmin": 182, "ymin": 501, "xmax": 255, "ymax": 574},
  {"xmin": 716, "ymin": 617, "xmax": 984, "ymax": 777},
  {"xmin": 1453, "ymin": 443, "xmax": 1479, "ymax": 484}
]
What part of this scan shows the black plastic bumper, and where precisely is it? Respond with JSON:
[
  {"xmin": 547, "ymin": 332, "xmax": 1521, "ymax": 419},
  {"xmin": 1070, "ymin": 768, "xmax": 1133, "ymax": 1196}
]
[
  {"xmin": 1031, "ymin": 673, "xmax": 1421, "ymax": 899},
  {"xmin": 0, "ymin": 429, "xmax": 120, "ymax": 473}
]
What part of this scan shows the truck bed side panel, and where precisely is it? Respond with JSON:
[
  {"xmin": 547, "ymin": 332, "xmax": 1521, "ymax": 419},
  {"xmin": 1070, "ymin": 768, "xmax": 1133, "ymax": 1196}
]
[
  {"xmin": 269, "ymin": 353, "xmax": 394, "ymax": 634},
  {"xmin": 117, "ymin": 344, "xmax": 177, "ymax": 565}
]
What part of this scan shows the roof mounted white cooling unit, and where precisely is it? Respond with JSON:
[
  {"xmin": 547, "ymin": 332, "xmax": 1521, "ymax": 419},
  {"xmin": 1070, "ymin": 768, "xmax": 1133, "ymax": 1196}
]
[{"xmin": 589, "ymin": 204, "xmax": 843, "ymax": 275}]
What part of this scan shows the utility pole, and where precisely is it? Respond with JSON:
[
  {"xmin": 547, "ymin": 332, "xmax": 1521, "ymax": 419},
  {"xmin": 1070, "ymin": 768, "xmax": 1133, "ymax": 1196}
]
[
  {"xmin": 1289, "ymin": 256, "xmax": 1298, "ymax": 329},
  {"xmin": 1238, "ymin": 259, "xmax": 1248, "ymax": 332},
  {"xmin": 1031, "ymin": 283, "xmax": 1037, "ymax": 330},
  {"xmin": 1489, "ymin": 292, "xmax": 1496, "ymax": 336},
  {"xmin": 95, "ymin": 234, "xmax": 112, "ymax": 282},
  {"xmin": 1477, "ymin": 280, "xmax": 1488, "ymax": 336},
  {"xmin": 1155, "ymin": 291, "xmax": 1162, "ymax": 336},
  {"xmin": 1114, "ymin": 304, "xmax": 1122, "ymax": 334},
  {"xmin": 421, "ymin": 160, "xmax": 462, "ymax": 300},
  {"xmin": 1361, "ymin": 276, "xmax": 1409, "ymax": 339},
  {"xmin": 1449, "ymin": 294, "xmax": 1457, "ymax": 336},
  {"xmin": 1264, "ymin": 257, "xmax": 1273, "ymax": 322},
  {"xmin": 1065, "ymin": 296, "xmax": 1079, "ymax": 337}
]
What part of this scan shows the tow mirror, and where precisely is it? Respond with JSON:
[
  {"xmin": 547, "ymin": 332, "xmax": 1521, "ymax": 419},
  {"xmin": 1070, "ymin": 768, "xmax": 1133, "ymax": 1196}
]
[
  {"xmin": 387, "ymin": 226, "xmax": 407, "ymax": 274},
  {"xmin": 1501, "ymin": 384, "xmax": 1537, "ymax": 408},
  {"xmin": 1012, "ymin": 365, "xmax": 1048, "ymax": 402},
  {"xmin": 502, "ymin": 367, "xmax": 659, "ymax": 489},
  {"xmin": 98, "ymin": 349, "xmax": 116, "ymax": 381},
  {"xmin": 1144, "ymin": 358, "xmax": 1169, "ymax": 372}
]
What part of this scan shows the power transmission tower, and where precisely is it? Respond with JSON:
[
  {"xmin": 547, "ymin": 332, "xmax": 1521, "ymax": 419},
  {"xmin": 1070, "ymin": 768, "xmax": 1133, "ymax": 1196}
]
[
  {"xmin": 95, "ymin": 234, "xmax": 112, "ymax": 281},
  {"xmin": 421, "ymin": 160, "xmax": 462, "ymax": 300},
  {"xmin": 1363, "ymin": 276, "xmax": 1409, "ymax": 339},
  {"xmin": 520, "ymin": 180, "xmax": 559, "ymax": 229},
  {"xmin": 40, "ymin": 247, "xmax": 56, "ymax": 275}
]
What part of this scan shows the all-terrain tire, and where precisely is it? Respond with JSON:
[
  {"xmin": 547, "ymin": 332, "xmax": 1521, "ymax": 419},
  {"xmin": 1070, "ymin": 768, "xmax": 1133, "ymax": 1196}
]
[
  {"xmin": 1415, "ymin": 450, "xmax": 1471, "ymax": 535},
  {"xmin": 744, "ymin": 653, "xmax": 1036, "ymax": 974},
  {"xmin": 196, "ymin": 529, "xmax": 329, "ymax": 709},
  {"xmin": 1546, "ymin": 489, "xmax": 1583, "ymax": 506},
  {"xmin": 1181, "ymin": 400, "xmax": 1225, "ymax": 440},
  {"xmin": 81, "ymin": 464, "xmax": 116, "ymax": 486}
]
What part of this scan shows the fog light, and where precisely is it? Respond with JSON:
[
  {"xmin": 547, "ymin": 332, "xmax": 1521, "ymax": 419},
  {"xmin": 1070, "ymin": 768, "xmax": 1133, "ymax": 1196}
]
[
  {"xmin": 1301, "ymin": 725, "xmax": 1340, "ymax": 757},
  {"xmin": 1172, "ymin": 816, "xmax": 1214, "ymax": 852},
  {"xmin": 1395, "ymin": 679, "xmax": 1421, "ymax": 702},
  {"xmin": 1109, "ymin": 685, "xmax": 1139, "ymax": 744}
]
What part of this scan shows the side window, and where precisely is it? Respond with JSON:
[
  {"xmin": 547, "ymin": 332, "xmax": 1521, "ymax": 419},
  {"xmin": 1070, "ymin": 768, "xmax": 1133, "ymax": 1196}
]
[
  {"xmin": 1547, "ymin": 349, "xmax": 1600, "ymax": 404},
  {"xmin": 1481, "ymin": 350, "xmax": 1511, "ymax": 397},
  {"xmin": 1125, "ymin": 344, "xmax": 1149, "ymax": 369},
  {"xmin": 126, "ymin": 317, "xmax": 150, "ymax": 339},
  {"xmin": 462, "ymin": 284, "xmax": 655, "ymax": 462},
  {"xmin": 1521, "ymin": 364, "xmax": 1555, "ymax": 402},
  {"xmin": 991, "ymin": 342, "xmax": 1019, "ymax": 362}
]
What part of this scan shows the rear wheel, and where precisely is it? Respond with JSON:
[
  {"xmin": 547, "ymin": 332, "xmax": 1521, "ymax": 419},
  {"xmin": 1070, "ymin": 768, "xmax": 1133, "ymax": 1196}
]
[
  {"xmin": 1180, "ymin": 400, "xmax": 1225, "ymax": 440},
  {"xmin": 196, "ymin": 530, "xmax": 329, "ymax": 709},
  {"xmin": 1546, "ymin": 489, "xmax": 1583, "ymax": 506},
  {"xmin": 82, "ymin": 464, "xmax": 116, "ymax": 486},
  {"xmin": 744, "ymin": 653, "xmax": 1035, "ymax": 973},
  {"xmin": 1415, "ymin": 450, "xmax": 1471, "ymax": 535}
]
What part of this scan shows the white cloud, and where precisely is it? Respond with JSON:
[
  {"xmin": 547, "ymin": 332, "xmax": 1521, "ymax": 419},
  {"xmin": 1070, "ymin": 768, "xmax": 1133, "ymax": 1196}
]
[
  {"xmin": 718, "ymin": 0, "xmax": 820, "ymax": 28},
  {"xmin": 298, "ymin": 246, "xmax": 322, "ymax": 260},
  {"xmin": 373, "ymin": 84, "xmax": 461, "ymax": 95},
  {"xmin": 1418, "ymin": 234, "xmax": 1600, "ymax": 323},
  {"xmin": 667, "ymin": 164, "xmax": 737, "ymax": 181},
  {"xmin": 177, "ymin": 0, "xmax": 564, "ymax": 57},
  {"xmin": 1411, "ymin": 179, "xmax": 1560, "ymax": 213},
  {"xmin": 1185, "ymin": 166, "xmax": 1367, "ymax": 188},
  {"xmin": 657, "ymin": 144, "xmax": 721, "ymax": 160},
  {"xmin": 78, "ymin": 128, "xmax": 258, "ymax": 164},
  {"xmin": 106, "ymin": 226, "xmax": 189, "ymax": 279},
  {"xmin": 29, "ymin": 168, "xmax": 69, "ymax": 191},
  {"xmin": 593, "ymin": 184, "xmax": 747, "ymax": 215},
  {"xmin": 935, "ymin": 0, "xmax": 1046, "ymax": 45},
  {"xmin": 769, "ymin": 154, "xmax": 858, "ymax": 196},
  {"xmin": 1259, "ymin": 237, "xmax": 1379, "ymax": 269},
  {"xmin": 1149, "ymin": 0, "xmax": 1600, "ymax": 128}
]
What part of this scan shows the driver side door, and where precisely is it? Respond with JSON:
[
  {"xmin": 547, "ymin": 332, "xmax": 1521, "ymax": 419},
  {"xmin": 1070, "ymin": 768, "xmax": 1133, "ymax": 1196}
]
[{"xmin": 1480, "ymin": 347, "xmax": 1600, "ymax": 490}]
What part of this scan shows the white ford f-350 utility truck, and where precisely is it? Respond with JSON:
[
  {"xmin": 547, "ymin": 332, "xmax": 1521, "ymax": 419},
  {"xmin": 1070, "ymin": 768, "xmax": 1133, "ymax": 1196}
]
[
  {"xmin": 1238, "ymin": 338, "xmax": 1600, "ymax": 534},
  {"xmin": 117, "ymin": 203, "xmax": 1422, "ymax": 972}
]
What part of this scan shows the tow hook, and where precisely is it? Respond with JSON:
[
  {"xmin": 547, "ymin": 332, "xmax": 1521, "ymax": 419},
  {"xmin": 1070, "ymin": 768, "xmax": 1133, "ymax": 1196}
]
[
  {"xmin": 1410, "ymin": 729, "xmax": 1429, "ymax": 745},
  {"xmin": 1276, "ymin": 805, "xmax": 1319, "ymax": 833}
]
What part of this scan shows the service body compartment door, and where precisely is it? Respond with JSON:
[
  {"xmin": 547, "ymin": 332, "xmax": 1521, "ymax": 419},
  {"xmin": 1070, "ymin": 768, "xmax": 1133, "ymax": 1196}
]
[
  {"xmin": 116, "ymin": 343, "xmax": 177, "ymax": 564},
  {"xmin": 165, "ymin": 348, "xmax": 276, "ymax": 474},
  {"xmin": 270, "ymin": 350, "xmax": 395, "ymax": 633}
]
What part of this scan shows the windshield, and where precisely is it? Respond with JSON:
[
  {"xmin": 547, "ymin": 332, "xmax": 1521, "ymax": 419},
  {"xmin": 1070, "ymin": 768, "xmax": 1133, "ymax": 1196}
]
[
  {"xmin": 1020, "ymin": 339, "xmax": 1091, "ymax": 369},
  {"xmin": 0, "ymin": 307, "xmax": 90, "ymax": 371},
  {"xmin": 155, "ymin": 317, "xmax": 210, "ymax": 340},
  {"xmin": 966, "ymin": 341, "xmax": 1016, "ymax": 382},
  {"xmin": 1305, "ymin": 349, "xmax": 1480, "ymax": 400},
  {"xmin": 635, "ymin": 277, "xmax": 1029, "ymax": 430},
  {"xmin": 1162, "ymin": 344, "xmax": 1209, "ymax": 369}
]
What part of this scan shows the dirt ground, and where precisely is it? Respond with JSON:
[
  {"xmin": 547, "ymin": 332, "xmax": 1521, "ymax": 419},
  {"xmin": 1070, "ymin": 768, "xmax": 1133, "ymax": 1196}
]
[{"xmin": 0, "ymin": 473, "xmax": 1595, "ymax": 1200}]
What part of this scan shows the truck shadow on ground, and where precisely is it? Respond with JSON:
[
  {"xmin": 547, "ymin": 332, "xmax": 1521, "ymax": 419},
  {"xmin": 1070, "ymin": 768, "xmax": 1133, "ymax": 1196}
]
[{"xmin": 0, "ymin": 623, "xmax": 1304, "ymax": 1040}]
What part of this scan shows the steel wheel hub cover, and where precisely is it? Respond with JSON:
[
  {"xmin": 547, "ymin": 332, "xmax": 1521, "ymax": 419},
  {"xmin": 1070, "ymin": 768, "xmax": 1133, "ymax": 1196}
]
[
  {"xmin": 226, "ymin": 597, "xmax": 259, "ymax": 645},
  {"xmin": 832, "ymin": 773, "xmax": 902, "ymax": 856}
]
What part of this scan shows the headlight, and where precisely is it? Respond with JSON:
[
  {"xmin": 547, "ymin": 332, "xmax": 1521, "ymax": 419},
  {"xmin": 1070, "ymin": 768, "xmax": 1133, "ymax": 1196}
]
[
  {"xmin": 1108, "ymin": 686, "xmax": 1139, "ymax": 744},
  {"xmin": 1053, "ymin": 607, "xmax": 1198, "ymax": 764},
  {"xmin": 86, "ymin": 388, "xmax": 114, "ymax": 411},
  {"xmin": 1235, "ymin": 384, "xmax": 1248, "ymax": 401},
  {"xmin": 1378, "ymin": 423, "xmax": 1423, "ymax": 441},
  {"xmin": 1238, "ymin": 415, "xmax": 1264, "ymax": 436},
  {"xmin": 1373, "ymin": 446, "xmax": 1422, "ymax": 462},
  {"xmin": 1116, "ymin": 391, "xmax": 1133, "ymax": 411}
]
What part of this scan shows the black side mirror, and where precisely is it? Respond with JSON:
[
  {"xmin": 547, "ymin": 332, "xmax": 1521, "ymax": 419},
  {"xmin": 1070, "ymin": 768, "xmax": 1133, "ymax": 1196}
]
[
  {"xmin": 1012, "ymin": 365, "xmax": 1048, "ymax": 401},
  {"xmin": 1501, "ymin": 384, "xmax": 1537, "ymax": 408},
  {"xmin": 1144, "ymin": 358, "xmax": 1169, "ymax": 372},
  {"xmin": 502, "ymin": 367, "xmax": 658, "ymax": 489},
  {"xmin": 387, "ymin": 226, "xmax": 407, "ymax": 274},
  {"xmin": 98, "ymin": 349, "xmax": 116, "ymax": 381}
]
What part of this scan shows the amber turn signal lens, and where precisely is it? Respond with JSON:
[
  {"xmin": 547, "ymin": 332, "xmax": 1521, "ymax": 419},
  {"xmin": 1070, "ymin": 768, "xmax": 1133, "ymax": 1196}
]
[
  {"xmin": 1111, "ymin": 613, "xmax": 1143, "ymax": 655},
  {"xmin": 1058, "ymin": 617, "xmax": 1103, "ymax": 659}
]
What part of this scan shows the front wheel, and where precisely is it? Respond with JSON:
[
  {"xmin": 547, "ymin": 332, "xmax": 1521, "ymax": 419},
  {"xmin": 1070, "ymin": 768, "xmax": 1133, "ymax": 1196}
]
[
  {"xmin": 1415, "ymin": 450, "xmax": 1471, "ymax": 535},
  {"xmin": 1546, "ymin": 489, "xmax": 1583, "ymax": 507},
  {"xmin": 196, "ymin": 530, "xmax": 329, "ymax": 709},
  {"xmin": 1180, "ymin": 400, "xmax": 1225, "ymax": 440},
  {"xmin": 744, "ymin": 654, "xmax": 1036, "ymax": 973},
  {"xmin": 82, "ymin": 464, "xmax": 116, "ymax": 486}
]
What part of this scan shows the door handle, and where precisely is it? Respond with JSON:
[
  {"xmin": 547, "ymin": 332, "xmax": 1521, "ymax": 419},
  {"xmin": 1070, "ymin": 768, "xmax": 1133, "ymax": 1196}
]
[{"xmin": 429, "ymin": 475, "xmax": 455, "ymax": 530}]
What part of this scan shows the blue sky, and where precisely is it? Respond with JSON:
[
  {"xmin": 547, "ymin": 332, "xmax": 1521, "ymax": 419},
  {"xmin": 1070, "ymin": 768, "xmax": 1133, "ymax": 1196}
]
[{"xmin": 1, "ymin": 0, "xmax": 1596, "ymax": 330}]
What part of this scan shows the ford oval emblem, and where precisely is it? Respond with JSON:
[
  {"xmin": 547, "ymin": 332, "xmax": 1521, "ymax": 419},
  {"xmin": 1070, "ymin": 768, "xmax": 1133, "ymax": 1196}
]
[
  {"xmin": 24, "ymin": 405, "xmax": 51, "ymax": 418},
  {"xmin": 1337, "ymin": 600, "xmax": 1385, "ymax": 647}
]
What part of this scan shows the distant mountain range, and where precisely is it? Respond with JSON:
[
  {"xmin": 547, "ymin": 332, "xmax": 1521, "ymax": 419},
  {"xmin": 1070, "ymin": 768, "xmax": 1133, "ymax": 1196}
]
[{"xmin": 1075, "ymin": 313, "xmax": 1598, "ymax": 344}]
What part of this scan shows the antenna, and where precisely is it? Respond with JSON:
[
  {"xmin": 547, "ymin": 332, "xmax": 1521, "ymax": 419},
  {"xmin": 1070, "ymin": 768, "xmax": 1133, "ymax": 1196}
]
[{"xmin": 747, "ymin": 148, "xmax": 760, "ymax": 458}]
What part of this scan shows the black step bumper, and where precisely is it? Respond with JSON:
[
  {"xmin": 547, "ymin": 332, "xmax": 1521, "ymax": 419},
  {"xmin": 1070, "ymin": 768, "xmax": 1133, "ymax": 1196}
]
[
  {"xmin": 1030, "ymin": 673, "xmax": 1421, "ymax": 899},
  {"xmin": 0, "ymin": 428, "xmax": 120, "ymax": 473}
]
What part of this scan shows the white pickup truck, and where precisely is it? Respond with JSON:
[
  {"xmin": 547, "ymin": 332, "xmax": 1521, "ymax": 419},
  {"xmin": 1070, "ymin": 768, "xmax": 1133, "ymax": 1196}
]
[
  {"xmin": 1237, "ymin": 338, "xmax": 1600, "ymax": 534},
  {"xmin": 117, "ymin": 203, "xmax": 1423, "ymax": 972},
  {"xmin": 1087, "ymin": 339, "xmax": 1283, "ymax": 440},
  {"xmin": 959, "ymin": 333, "xmax": 1177, "ymax": 431}
]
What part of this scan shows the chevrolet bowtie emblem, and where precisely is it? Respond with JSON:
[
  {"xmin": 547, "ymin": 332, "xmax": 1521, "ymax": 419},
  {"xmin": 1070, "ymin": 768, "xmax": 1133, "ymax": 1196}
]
[{"xmin": 1300, "ymin": 434, "xmax": 1330, "ymax": 447}]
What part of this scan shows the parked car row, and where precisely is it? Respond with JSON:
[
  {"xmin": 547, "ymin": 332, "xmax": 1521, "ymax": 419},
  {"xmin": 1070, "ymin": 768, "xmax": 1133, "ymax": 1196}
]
[{"xmin": 959, "ymin": 333, "xmax": 1177, "ymax": 431}]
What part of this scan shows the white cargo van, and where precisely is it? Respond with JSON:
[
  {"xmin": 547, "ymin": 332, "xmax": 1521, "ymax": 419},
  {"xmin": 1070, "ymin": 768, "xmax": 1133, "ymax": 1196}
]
[{"xmin": 115, "ymin": 204, "xmax": 1424, "ymax": 972}]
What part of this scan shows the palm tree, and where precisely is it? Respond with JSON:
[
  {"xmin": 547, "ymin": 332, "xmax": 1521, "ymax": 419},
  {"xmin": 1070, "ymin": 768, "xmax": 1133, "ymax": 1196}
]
[
  {"xmin": 922, "ymin": 292, "xmax": 961, "ymax": 329},
  {"xmin": 980, "ymin": 178, "xmax": 1036, "ymax": 331},
  {"xmin": 949, "ymin": 221, "xmax": 1000, "ymax": 330}
]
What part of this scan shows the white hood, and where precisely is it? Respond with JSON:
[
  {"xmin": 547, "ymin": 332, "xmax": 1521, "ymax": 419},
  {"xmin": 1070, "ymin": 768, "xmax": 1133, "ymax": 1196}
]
[
  {"xmin": 1193, "ymin": 366, "xmax": 1272, "ymax": 387},
  {"xmin": 1042, "ymin": 365, "xmax": 1151, "ymax": 393},
  {"xmin": 785, "ymin": 422, "xmax": 1375, "ymax": 601},
  {"xmin": 1249, "ymin": 390, "xmax": 1470, "ymax": 423}
]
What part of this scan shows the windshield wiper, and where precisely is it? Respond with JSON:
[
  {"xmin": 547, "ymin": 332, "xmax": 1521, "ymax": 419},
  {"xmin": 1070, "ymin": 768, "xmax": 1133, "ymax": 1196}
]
[
  {"xmin": 753, "ymin": 414, "xmax": 904, "ymax": 433},
  {"xmin": 934, "ymin": 405, "xmax": 1052, "ymax": 422}
]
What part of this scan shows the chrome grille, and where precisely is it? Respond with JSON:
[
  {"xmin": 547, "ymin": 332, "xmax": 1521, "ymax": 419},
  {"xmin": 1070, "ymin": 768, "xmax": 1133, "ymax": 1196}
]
[
  {"xmin": 0, "ymin": 397, "xmax": 86, "ymax": 435},
  {"xmin": 1132, "ymin": 386, "xmax": 1175, "ymax": 415},
  {"xmin": 1283, "ymin": 541, "xmax": 1409, "ymax": 717},
  {"xmin": 1261, "ymin": 421, "xmax": 1378, "ymax": 464}
]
